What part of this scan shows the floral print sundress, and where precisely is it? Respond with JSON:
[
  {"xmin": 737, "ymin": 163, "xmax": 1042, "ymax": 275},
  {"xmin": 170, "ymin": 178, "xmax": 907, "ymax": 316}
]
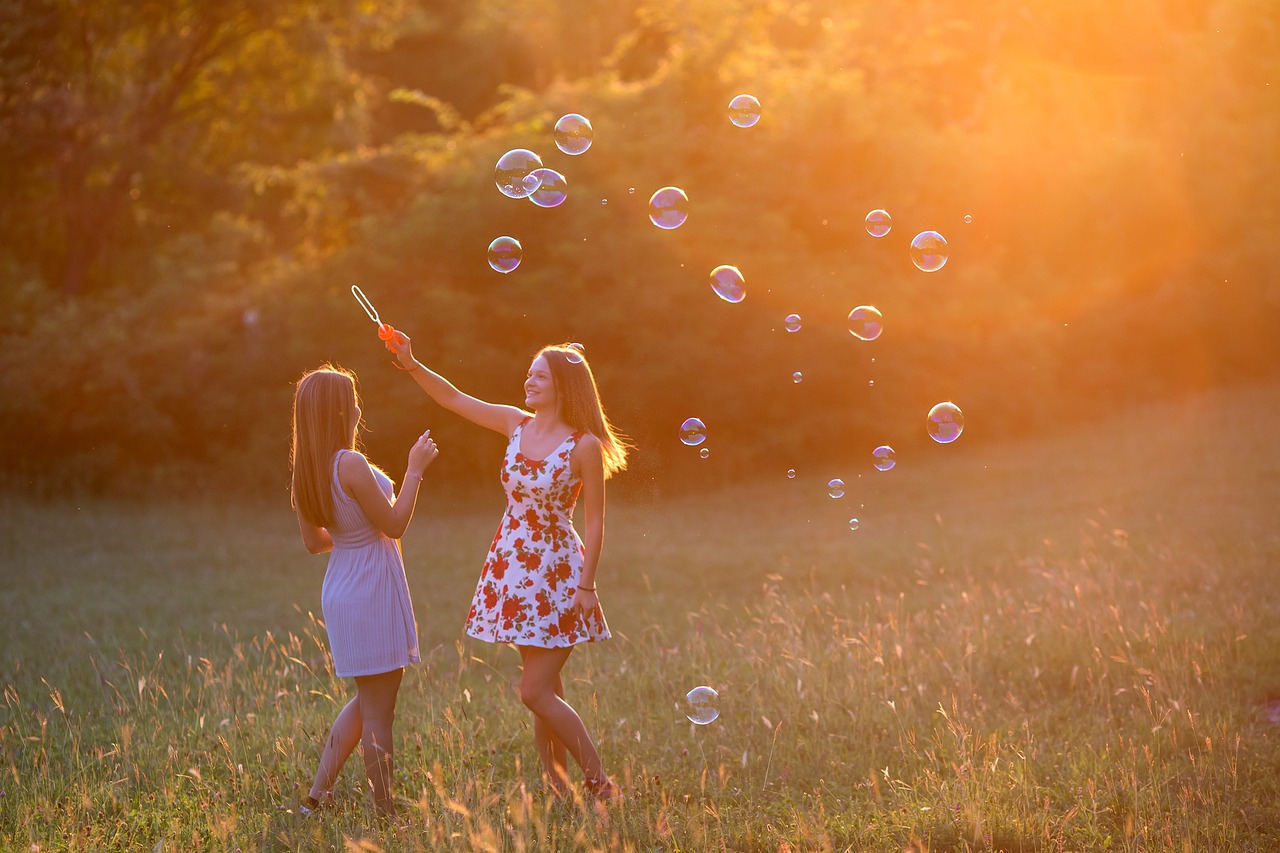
[{"xmin": 465, "ymin": 418, "xmax": 611, "ymax": 647}]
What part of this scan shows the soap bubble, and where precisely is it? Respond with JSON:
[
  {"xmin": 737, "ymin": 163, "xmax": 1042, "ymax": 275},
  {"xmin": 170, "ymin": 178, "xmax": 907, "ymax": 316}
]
[
  {"xmin": 791, "ymin": 371, "xmax": 803, "ymax": 383},
  {"xmin": 849, "ymin": 518, "xmax": 860, "ymax": 531},
  {"xmin": 699, "ymin": 448, "xmax": 710, "ymax": 459},
  {"xmin": 727, "ymin": 94, "xmax": 761, "ymax": 128},
  {"xmin": 527, "ymin": 168, "xmax": 567, "ymax": 208},
  {"xmin": 872, "ymin": 445, "xmax": 896, "ymax": 471},
  {"xmin": 649, "ymin": 186, "xmax": 689, "ymax": 229},
  {"xmin": 828, "ymin": 478, "xmax": 845, "ymax": 499},
  {"xmin": 494, "ymin": 149, "xmax": 543, "ymax": 199},
  {"xmin": 601, "ymin": 198, "xmax": 607, "ymax": 205},
  {"xmin": 679, "ymin": 417, "xmax": 707, "ymax": 446},
  {"xmin": 487, "ymin": 236, "xmax": 522, "ymax": 274},
  {"xmin": 848, "ymin": 306, "xmax": 883, "ymax": 341},
  {"xmin": 565, "ymin": 343, "xmax": 584, "ymax": 365},
  {"xmin": 868, "ymin": 380, "xmax": 875, "ymax": 387},
  {"xmin": 686, "ymin": 686, "xmax": 720, "ymax": 725},
  {"xmin": 964, "ymin": 214, "xmax": 973, "ymax": 224},
  {"xmin": 710, "ymin": 265, "xmax": 746, "ymax": 303},
  {"xmin": 927, "ymin": 402, "xmax": 964, "ymax": 444},
  {"xmin": 784, "ymin": 313, "xmax": 802, "ymax": 332},
  {"xmin": 787, "ymin": 469, "xmax": 796, "ymax": 479},
  {"xmin": 553, "ymin": 113, "xmax": 593, "ymax": 155},
  {"xmin": 865, "ymin": 209, "xmax": 892, "ymax": 238},
  {"xmin": 910, "ymin": 230, "xmax": 949, "ymax": 272}
]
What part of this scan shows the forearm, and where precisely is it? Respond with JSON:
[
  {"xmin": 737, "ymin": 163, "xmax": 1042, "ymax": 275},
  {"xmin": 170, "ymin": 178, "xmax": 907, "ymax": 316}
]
[
  {"xmin": 387, "ymin": 474, "xmax": 424, "ymax": 539},
  {"xmin": 403, "ymin": 361, "xmax": 464, "ymax": 410},
  {"xmin": 579, "ymin": 524, "xmax": 604, "ymax": 587}
]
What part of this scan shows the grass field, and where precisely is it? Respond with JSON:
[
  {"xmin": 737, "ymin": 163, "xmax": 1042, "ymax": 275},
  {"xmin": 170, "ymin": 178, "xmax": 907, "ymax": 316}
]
[{"xmin": 2, "ymin": 383, "xmax": 1280, "ymax": 851}]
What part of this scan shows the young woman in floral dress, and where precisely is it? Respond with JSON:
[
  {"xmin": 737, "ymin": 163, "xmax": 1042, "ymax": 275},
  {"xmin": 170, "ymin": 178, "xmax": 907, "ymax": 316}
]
[{"xmin": 390, "ymin": 335, "xmax": 628, "ymax": 800}]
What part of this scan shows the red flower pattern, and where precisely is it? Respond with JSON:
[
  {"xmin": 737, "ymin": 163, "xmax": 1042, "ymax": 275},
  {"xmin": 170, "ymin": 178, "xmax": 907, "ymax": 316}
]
[{"xmin": 465, "ymin": 419, "xmax": 611, "ymax": 647}]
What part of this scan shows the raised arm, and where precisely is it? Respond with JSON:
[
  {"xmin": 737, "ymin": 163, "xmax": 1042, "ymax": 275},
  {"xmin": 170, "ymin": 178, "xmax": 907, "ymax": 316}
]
[
  {"xmin": 389, "ymin": 332, "xmax": 525, "ymax": 437},
  {"xmin": 339, "ymin": 432, "xmax": 438, "ymax": 540}
]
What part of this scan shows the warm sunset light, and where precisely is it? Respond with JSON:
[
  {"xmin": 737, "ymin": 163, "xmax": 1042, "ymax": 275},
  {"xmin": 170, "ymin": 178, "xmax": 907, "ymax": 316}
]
[{"xmin": 2, "ymin": 2, "xmax": 1278, "ymax": 848}]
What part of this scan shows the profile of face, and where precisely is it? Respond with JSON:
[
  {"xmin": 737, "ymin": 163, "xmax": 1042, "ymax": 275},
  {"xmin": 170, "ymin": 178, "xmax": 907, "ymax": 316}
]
[{"xmin": 524, "ymin": 355, "xmax": 557, "ymax": 412}]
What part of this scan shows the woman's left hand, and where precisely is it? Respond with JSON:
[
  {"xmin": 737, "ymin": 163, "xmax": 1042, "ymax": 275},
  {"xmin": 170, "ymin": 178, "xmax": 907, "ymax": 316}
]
[{"xmin": 572, "ymin": 587, "xmax": 599, "ymax": 615}]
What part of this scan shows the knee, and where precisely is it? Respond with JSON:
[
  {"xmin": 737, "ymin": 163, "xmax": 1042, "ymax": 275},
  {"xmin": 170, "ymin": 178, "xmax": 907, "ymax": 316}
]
[{"xmin": 519, "ymin": 681, "xmax": 549, "ymax": 713}]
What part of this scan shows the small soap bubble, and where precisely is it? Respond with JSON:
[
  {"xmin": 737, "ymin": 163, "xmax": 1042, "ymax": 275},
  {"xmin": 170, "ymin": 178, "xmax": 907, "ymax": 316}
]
[
  {"xmin": 601, "ymin": 198, "xmax": 608, "ymax": 205},
  {"xmin": 727, "ymin": 94, "xmax": 761, "ymax": 128},
  {"xmin": 872, "ymin": 445, "xmax": 896, "ymax": 471},
  {"xmin": 848, "ymin": 306, "xmax": 883, "ymax": 341},
  {"xmin": 792, "ymin": 371, "xmax": 803, "ymax": 383},
  {"xmin": 910, "ymin": 230, "xmax": 949, "ymax": 272},
  {"xmin": 494, "ymin": 149, "xmax": 544, "ymax": 199},
  {"xmin": 699, "ymin": 447, "xmax": 710, "ymax": 459},
  {"xmin": 686, "ymin": 686, "xmax": 720, "ymax": 725},
  {"xmin": 628, "ymin": 187, "xmax": 636, "ymax": 194},
  {"xmin": 827, "ymin": 478, "xmax": 846, "ymax": 499},
  {"xmin": 565, "ymin": 343, "xmax": 584, "ymax": 365},
  {"xmin": 927, "ymin": 402, "xmax": 964, "ymax": 443},
  {"xmin": 554, "ymin": 113, "xmax": 593, "ymax": 155},
  {"xmin": 679, "ymin": 417, "xmax": 707, "ymax": 446},
  {"xmin": 964, "ymin": 214, "xmax": 973, "ymax": 224},
  {"xmin": 710, "ymin": 265, "xmax": 746, "ymax": 303},
  {"xmin": 868, "ymin": 379, "xmax": 875, "ymax": 387},
  {"xmin": 849, "ymin": 518, "xmax": 860, "ymax": 531},
  {"xmin": 487, "ymin": 236, "xmax": 522, "ymax": 274},
  {"xmin": 784, "ymin": 313, "xmax": 802, "ymax": 332},
  {"xmin": 865, "ymin": 209, "xmax": 892, "ymax": 238},
  {"xmin": 649, "ymin": 187, "xmax": 690, "ymax": 229},
  {"xmin": 787, "ymin": 469, "xmax": 796, "ymax": 479},
  {"xmin": 527, "ymin": 168, "xmax": 567, "ymax": 208}
]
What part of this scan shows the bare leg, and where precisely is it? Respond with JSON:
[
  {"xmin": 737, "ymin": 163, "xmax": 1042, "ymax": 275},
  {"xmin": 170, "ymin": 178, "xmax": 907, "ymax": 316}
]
[
  {"xmin": 308, "ymin": 696, "xmax": 363, "ymax": 804},
  {"xmin": 355, "ymin": 668, "xmax": 404, "ymax": 816},
  {"xmin": 518, "ymin": 646, "xmax": 613, "ymax": 795},
  {"xmin": 532, "ymin": 669, "xmax": 570, "ymax": 793}
]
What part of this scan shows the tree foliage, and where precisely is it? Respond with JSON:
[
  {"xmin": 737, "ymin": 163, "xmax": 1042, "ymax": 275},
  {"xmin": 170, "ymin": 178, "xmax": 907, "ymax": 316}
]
[{"xmin": 1, "ymin": 0, "xmax": 1278, "ymax": 498}]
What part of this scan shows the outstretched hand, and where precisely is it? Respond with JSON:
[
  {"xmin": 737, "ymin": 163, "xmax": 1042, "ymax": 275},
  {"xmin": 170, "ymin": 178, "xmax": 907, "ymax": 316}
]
[{"xmin": 385, "ymin": 328, "xmax": 416, "ymax": 369}]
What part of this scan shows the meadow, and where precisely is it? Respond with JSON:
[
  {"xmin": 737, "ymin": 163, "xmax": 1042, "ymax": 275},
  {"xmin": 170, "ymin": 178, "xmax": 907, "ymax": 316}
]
[{"xmin": 2, "ymin": 382, "xmax": 1279, "ymax": 851}]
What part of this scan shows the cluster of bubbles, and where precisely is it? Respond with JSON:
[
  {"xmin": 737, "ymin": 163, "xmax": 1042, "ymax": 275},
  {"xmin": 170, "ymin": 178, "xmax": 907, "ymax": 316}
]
[{"xmin": 485, "ymin": 98, "xmax": 972, "ymax": 729}]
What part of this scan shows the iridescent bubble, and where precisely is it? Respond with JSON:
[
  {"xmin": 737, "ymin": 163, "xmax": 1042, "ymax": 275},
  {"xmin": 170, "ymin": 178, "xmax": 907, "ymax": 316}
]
[
  {"xmin": 727, "ymin": 94, "xmax": 761, "ymax": 128},
  {"xmin": 628, "ymin": 187, "xmax": 635, "ymax": 194},
  {"xmin": 553, "ymin": 113, "xmax": 593, "ymax": 155},
  {"xmin": 494, "ymin": 149, "xmax": 544, "ymax": 199},
  {"xmin": 565, "ymin": 343, "xmax": 584, "ymax": 365},
  {"xmin": 679, "ymin": 417, "xmax": 707, "ymax": 447},
  {"xmin": 527, "ymin": 168, "xmax": 567, "ymax": 208},
  {"xmin": 649, "ymin": 186, "xmax": 690, "ymax": 230},
  {"xmin": 872, "ymin": 445, "xmax": 896, "ymax": 471},
  {"xmin": 827, "ymin": 478, "xmax": 845, "ymax": 499},
  {"xmin": 601, "ymin": 198, "xmax": 607, "ymax": 205},
  {"xmin": 927, "ymin": 402, "xmax": 964, "ymax": 444},
  {"xmin": 848, "ymin": 306, "xmax": 883, "ymax": 341},
  {"xmin": 787, "ymin": 469, "xmax": 796, "ymax": 479},
  {"xmin": 784, "ymin": 313, "xmax": 802, "ymax": 332},
  {"xmin": 487, "ymin": 236, "xmax": 522, "ymax": 274},
  {"xmin": 964, "ymin": 214, "xmax": 973, "ymax": 224},
  {"xmin": 686, "ymin": 686, "xmax": 720, "ymax": 725},
  {"xmin": 868, "ymin": 380, "xmax": 875, "ymax": 387},
  {"xmin": 710, "ymin": 265, "xmax": 745, "ymax": 303},
  {"xmin": 865, "ymin": 209, "xmax": 892, "ymax": 238},
  {"xmin": 849, "ymin": 518, "xmax": 860, "ymax": 531},
  {"xmin": 792, "ymin": 371, "xmax": 803, "ymax": 384},
  {"xmin": 699, "ymin": 447, "xmax": 710, "ymax": 459},
  {"xmin": 910, "ymin": 230, "xmax": 949, "ymax": 272}
]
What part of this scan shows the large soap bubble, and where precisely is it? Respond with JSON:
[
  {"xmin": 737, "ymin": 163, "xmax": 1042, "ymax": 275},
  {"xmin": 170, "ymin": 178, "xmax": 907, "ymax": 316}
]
[
  {"xmin": 494, "ymin": 149, "xmax": 544, "ymax": 199},
  {"xmin": 727, "ymin": 94, "xmax": 761, "ymax": 128},
  {"xmin": 686, "ymin": 686, "xmax": 720, "ymax": 725},
  {"xmin": 910, "ymin": 230, "xmax": 949, "ymax": 272},
  {"xmin": 527, "ymin": 168, "xmax": 567, "ymax": 208},
  {"xmin": 487, "ymin": 236, "xmax": 522, "ymax": 274},
  {"xmin": 927, "ymin": 402, "xmax": 964, "ymax": 443},
  {"xmin": 648, "ymin": 186, "xmax": 690, "ymax": 229},
  {"xmin": 848, "ymin": 306, "xmax": 883, "ymax": 341},
  {"xmin": 553, "ymin": 113, "xmax": 593, "ymax": 155},
  {"xmin": 710, "ymin": 265, "xmax": 746, "ymax": 303}
]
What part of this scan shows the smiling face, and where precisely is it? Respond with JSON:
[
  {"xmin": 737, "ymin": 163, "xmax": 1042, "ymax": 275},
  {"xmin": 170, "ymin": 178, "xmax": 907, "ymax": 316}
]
[{"xmin": 524, "ymin": 355, "xmax": 557, "ymax": 413}]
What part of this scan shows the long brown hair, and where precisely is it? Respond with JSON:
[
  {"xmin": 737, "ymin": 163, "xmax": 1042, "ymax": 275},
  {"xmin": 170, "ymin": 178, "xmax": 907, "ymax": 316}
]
[
  {"xmin": 537, "ymin": 344, "xmax": 631, "ymax": 478},
  {"xmin": 290, "ymin": 365, "xmax": 360, "ymax": 527}
]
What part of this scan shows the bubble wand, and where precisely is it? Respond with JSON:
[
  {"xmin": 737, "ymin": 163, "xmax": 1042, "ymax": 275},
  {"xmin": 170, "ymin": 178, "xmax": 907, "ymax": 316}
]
[{"xmin": 351, "ymin": 284, "xmax": 400, "ymax": 351}]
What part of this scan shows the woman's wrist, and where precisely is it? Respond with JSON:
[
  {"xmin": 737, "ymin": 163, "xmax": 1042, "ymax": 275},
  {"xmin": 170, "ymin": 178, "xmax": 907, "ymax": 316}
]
[
  {"xmin": 578, "ymin": 583, "xmax": 596, "ymax": 591},
  {"xmin": 405, "ymin": 471, "xmax": 424, "ymax": 484}
]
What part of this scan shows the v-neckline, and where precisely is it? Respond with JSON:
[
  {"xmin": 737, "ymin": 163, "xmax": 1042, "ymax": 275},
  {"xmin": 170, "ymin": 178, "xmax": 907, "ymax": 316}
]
[{"xmin": 515, "ymin": 422, "xmax": 574, "ymax": 462}]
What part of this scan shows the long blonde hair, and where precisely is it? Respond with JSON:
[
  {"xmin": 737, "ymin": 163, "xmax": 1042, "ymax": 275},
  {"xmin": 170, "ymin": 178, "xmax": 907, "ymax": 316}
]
[
  {"xmin": 291, "ymin": 365, "xmax": 360, "ymax": 527},
  {"xmin": 537, "ymin": 344, "xmax": 631, "ymax": 478}
]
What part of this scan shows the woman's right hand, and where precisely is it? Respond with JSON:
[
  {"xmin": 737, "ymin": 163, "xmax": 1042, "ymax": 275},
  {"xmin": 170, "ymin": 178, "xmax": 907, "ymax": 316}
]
[
  {"xmin": 388, "ymin": 330, "xmax": 416, "ymax": 370},
  {"xmin": 408, "ymin": 429, "xmax": 439, "ymax": 476}
]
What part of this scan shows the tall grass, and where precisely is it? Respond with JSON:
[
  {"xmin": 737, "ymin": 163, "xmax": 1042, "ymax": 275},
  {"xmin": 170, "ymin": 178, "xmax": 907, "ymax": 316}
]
[{"xmin": 2, "ymin": 383, "xmax": 1279, "ymax": 851}]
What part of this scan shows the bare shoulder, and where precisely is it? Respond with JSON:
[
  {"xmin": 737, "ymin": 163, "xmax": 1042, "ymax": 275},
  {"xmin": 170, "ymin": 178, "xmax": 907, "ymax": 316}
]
[
  {"xmin": 573, "ymin": 432, "xmax": 603, "ymax": 454},
  {"xmin": 571, "ymin": 433, "xmax": 604, "ymax": 470}
]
